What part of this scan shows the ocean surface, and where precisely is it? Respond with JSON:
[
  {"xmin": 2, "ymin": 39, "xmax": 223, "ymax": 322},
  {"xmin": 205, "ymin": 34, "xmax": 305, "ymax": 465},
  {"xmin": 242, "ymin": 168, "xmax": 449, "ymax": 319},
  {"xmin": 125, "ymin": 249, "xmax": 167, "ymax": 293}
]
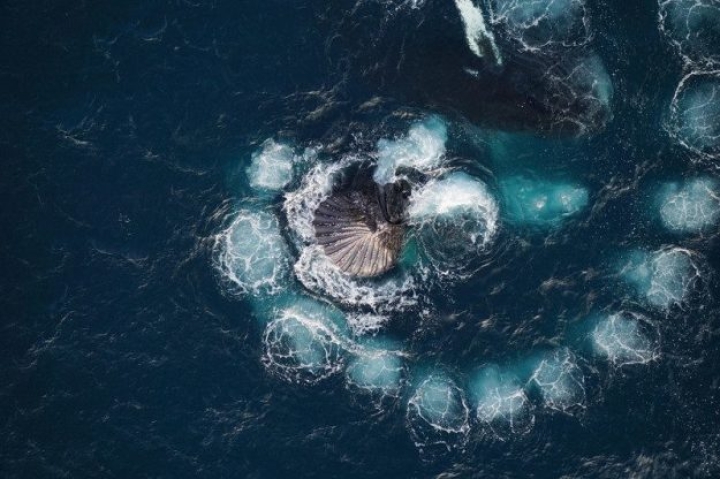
[{"xmin": 2, "ymin": 0, "xmax": 720, "ymax": 477}]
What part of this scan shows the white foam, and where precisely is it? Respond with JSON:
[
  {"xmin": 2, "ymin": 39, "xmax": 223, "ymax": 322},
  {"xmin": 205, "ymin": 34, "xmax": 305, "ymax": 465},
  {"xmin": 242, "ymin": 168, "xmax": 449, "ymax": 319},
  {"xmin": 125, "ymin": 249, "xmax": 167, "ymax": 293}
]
[
  {"xmin": 293, "ymin": 246, "xmax": 420, "ymax": 312},
  {"xmin": 470, "ymin": 366, "xmax": 534, "ymax": 439},
  {"xmin": 592, "ymin": 312, "xmax": 660, "ymax": 367},
  {"xmin": 285, "ymin": 156, "xmax": 421, "ymax": 313},
  {"xmin": 647, "ymin": 248, "xmax": 702, "ymax": 309},
  {"xmin": 246, "ymin": 139, "xmax": 296, "ymax": 191},
  {"xmin": 346, "ymin": 313, "xmax": 391, "ymax": 336},
  {"xmin": 454, "ymin": 0, "xmax": 503, "ymax": 65},
  {"xmin": 284, "ymin": 158, "xmax": 350, "ymax": 245},
  {"xmin": 214, "ymin": 208, "xmax": 290, "ymax": 297},
  {"xmin": 528, "ymin": 348, "xmax": 586, "ymax": 414},
  {"xmin": 408, "ymin": 172, "xmax": 499, "ymax": 277},
  {"xmin": 543, "ymin": 54, "xmax": 614, "ymax": 134},
  {"xmin": 262, "ymin": 299, "xmax": 348, "ymax": 385},
  {"xmin": 658, "ymin": 177, "xmax": 720, "ymax": 233},
  {"xmin": 406, "ymin": 374, "xmax": 470, "ymax": 451},
  {"xmin": 374, "ymin": 116, "xmax": 448, "ymax": 185}
]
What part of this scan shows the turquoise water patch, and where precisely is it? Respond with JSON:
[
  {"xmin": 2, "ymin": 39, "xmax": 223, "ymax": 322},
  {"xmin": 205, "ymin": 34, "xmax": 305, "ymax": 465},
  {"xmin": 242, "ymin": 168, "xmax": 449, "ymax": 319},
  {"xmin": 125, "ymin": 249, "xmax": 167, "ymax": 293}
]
[
  {"xmin": 246, "ymin": 139, "xmax": 296, "ymax": 192},
  {"xmin": 660, "ymin": 0, "xmax": 720, "ymax": 67},
  {"xmin": 500, "ymin": 176, "xmax": 588, "ymax": 226},
  {"xmin": 346, "ymin": 346, "xmax": 404, "ymax": 396},
  {"xmin": 261, "ymin": 296, "xmax": 349, "ymax": 385}
]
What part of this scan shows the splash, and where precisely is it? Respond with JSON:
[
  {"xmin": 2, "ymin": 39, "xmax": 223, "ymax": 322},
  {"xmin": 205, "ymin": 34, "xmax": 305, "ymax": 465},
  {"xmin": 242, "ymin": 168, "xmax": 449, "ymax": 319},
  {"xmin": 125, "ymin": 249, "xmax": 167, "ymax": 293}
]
[
  {"xmin": 528, "ymin": 348, "xmax": 586, "ymax": 414},
  {"xmin": 499, "ymin": 176, "xmax": 588, "ymax": 226},
  {"xmin": 408, "ymin": 172, "xmax": 499, "ymax": 277},
  {"xmin": 591, "ymin": 312, "xmax": 660, "ymax": 367},
  {"xmin": 657, "ymin": 177, "xmax": 720, "ymax": 233},
  {"xmin": 374, "ymin": 116, "xmax": 448, "ymax": 185}
]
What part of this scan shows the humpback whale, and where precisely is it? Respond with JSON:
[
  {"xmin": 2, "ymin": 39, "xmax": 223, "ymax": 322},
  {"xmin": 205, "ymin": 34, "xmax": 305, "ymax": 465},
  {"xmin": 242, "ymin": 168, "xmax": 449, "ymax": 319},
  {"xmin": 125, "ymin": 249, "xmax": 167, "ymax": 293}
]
[
  {"xmin": 319, "ymin": 0, "xmax": 612, "ymax": 135},
  {"xmin": 313, "ymin": 164, "xmax": 411, "ymax": 277}
]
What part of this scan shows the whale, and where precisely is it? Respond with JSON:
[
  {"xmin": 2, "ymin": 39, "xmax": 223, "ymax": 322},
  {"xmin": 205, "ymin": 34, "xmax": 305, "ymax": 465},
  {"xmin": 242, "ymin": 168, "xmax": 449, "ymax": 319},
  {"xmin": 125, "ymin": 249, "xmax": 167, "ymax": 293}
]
[
  {"xmin": 312, "ymin": 163, "xmax": 411, "ymax": 277},
  {"xmin": 318, "ymin": 0, "xmax": 613, "ymax": 135}
]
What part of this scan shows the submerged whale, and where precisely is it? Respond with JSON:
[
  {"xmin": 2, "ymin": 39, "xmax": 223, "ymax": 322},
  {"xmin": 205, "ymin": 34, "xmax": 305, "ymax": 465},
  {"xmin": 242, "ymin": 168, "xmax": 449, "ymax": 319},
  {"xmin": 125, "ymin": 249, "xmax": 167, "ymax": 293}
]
[
  {"xmin": 313, "ymin": 164, "xmax": 411, "ymax": 277},
  {"xmin": 317, "ymin": 0, "xmax": 612, "ymax": 135}
]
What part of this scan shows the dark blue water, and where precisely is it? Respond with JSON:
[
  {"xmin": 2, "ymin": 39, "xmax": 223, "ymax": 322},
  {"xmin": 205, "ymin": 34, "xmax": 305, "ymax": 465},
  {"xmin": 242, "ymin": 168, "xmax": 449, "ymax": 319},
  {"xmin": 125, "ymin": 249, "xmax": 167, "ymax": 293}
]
[{"xmin": 2, "ymin": 0, "xmax": 720, "ymax": 477}]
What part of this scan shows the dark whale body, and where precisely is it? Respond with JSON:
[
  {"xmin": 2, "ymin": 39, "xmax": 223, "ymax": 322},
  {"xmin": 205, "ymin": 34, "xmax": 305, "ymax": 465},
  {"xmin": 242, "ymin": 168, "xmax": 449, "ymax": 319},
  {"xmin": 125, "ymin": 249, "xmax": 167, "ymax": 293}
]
[
  {"xmin": 320, "ymin": 0, "xmax": 612, "ymax": 135},
  {"xmin": 313, "ymin": 164, "xmax": 411, "ymax": 277}
]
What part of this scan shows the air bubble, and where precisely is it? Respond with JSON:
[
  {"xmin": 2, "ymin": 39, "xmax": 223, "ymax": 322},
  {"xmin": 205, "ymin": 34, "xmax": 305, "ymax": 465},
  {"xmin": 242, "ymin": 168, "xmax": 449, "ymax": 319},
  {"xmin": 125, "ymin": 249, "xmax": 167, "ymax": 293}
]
[
  {"xmin": 407, "ymin": 374, "xmax": 470, "ymax": 452},
  {"xmin": 620, "ymin": 247, "xmax": 702, "ymax": 311},
  {"xmin": 214, "ymin": 208, "xmax": 290, "ymax": 297},
  {"xmin": 262, "ymin": 300, "xmax": 348, "ymax": 385},
  {"xmin": 591, "ymin": 312, "xmax": 660, "ymax": 367},
  {"xmin": 658, "ymin": 177, "xmax": 720, "ymax": 233},
  {"xmin": 499, "ymin": 176, "xmax": 588, "ymax": 226},
  {"xmin": 668, "ymin": 72, "xmax": 720, "ymax": 160},
  {"xmin": 528, "ymin": 348, "xmax": 586, "ymax": 413},
  {"xmin": 470, "ymin": 365, "xmax": 534, "ymax": 439}
]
